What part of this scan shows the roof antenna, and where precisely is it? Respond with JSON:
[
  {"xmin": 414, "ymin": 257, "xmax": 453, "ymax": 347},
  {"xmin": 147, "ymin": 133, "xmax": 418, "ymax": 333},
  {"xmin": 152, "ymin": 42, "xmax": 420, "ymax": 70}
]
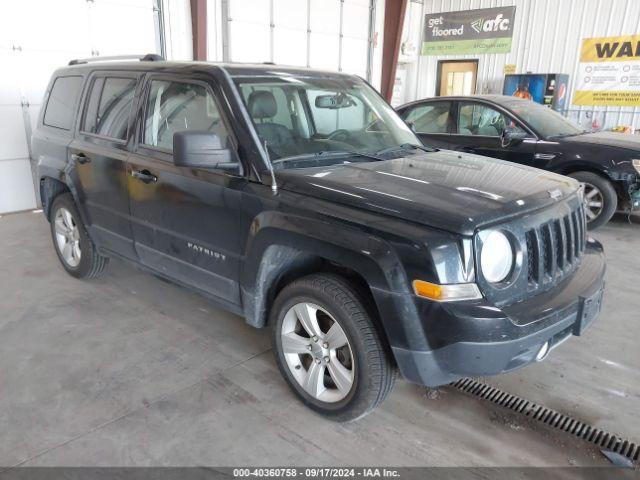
[{"xmin": 264, "ymin": 140, "xmax": 278, "ymax": 195}]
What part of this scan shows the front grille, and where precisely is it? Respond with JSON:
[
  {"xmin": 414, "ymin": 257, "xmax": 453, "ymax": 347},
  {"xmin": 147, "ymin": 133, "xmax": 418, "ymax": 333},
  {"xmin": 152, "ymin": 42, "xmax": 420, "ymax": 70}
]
[{"xmin": 526, "ymin": 203, "xmax": 587, "ymax": 288}]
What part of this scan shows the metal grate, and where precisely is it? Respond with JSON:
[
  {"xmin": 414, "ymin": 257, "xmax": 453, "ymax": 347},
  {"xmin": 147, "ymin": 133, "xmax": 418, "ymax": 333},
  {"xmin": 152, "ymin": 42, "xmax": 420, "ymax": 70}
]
[
  {"xmin": 525, "ymin": 231, "xmax": 537, "ymax": 284},
  {"xmin": 452, "ymin": 378, "xmax": 639, "ymax": 465},
  {"xmin": 525, "ymin": 204, "xmax": 587, "ymax": 289}
]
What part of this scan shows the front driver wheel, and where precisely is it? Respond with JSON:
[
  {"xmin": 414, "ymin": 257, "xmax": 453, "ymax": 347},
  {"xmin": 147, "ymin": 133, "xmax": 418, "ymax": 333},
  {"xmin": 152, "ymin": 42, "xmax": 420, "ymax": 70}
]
[
  {"xmin": 568, "ymin": 171, "xmax": 617, "ymax": 230},
  {"xmin": 271, "ymin": 274, "xmax": 396, "ymax": 422},
  {"xmin": 50, "ymin": 193, "xmax": 108, "ymax": 279}
]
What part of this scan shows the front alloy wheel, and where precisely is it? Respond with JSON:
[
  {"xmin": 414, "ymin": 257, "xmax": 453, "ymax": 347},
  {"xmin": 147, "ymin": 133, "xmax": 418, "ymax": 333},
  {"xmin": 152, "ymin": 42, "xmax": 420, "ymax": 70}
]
[
  {"xmin": 271, "ymin": 274, "xmax": 396, "ymax": 422},
  {"xmin": 568, "ymin": 171, "xmax": 617, "ymax": 230},
  {"xmin": 583, "ymin": 183, "xmax": 604, "ymax": 223},
  {"xmin": 281, "ymin": 302, "xmax": 354, "ymax": 403}
]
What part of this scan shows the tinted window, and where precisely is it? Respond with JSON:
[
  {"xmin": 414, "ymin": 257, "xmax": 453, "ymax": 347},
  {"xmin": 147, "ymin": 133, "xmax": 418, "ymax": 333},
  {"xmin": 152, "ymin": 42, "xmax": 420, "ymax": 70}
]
[
  {"xmin": 403, "ymin": 102, "xmax": 451, "ymax": 134},
  {"xmin": 143, "ymin": 80, "xmax": 228, "ymax": 151},
  {"xmin": 240, "ymin": 84, "xmax": 293, "ymax": 129},
  {"xmin": 234, "ymin": 75, "xmax": 417, "ymax": 163},
  {"xmin": 505, "ymin": 101, "xmax": 583, "ymax": 138},
  {"xmin": 307, "ymin": 89, "xmax": 367, "ymax": 134},
  {"xmin": 43, "ymin": 76, "xmax": 83, "ymax": 130},
  {"xmin": 457, "ymin": 102, "xmax": 512, "ymax": 136},
  {"xmin": 82, "ymin": 77, "xmax": 137, "ymax": 140}
]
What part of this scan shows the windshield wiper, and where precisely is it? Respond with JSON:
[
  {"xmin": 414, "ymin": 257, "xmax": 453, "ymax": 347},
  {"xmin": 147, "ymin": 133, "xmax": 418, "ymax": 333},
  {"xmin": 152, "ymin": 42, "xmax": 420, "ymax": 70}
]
[
  {"xmin": 375, "ymin": 143, "xmax": 437, "ymax": 156},
  {"xmin": 272, "ymin": 149, "xmax": 384, "ymax": 165}
]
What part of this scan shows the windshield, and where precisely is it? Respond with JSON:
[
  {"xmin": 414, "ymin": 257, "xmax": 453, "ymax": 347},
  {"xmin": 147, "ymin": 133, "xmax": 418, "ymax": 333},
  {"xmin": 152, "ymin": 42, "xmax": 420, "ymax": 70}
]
[
  {"xmin": 234, "ymin": 74, "xmax": 419, "ymax": 168},
  {"xmin": 505, "ymin": 100, "xmax": 584, "ymax": 138}
]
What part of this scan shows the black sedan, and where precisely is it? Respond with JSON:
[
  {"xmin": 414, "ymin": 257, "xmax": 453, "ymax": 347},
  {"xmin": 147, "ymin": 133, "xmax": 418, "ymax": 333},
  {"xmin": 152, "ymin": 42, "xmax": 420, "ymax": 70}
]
[{"xmin": 397, "ymin": 95, "xmax": 640, "ymax": 229}]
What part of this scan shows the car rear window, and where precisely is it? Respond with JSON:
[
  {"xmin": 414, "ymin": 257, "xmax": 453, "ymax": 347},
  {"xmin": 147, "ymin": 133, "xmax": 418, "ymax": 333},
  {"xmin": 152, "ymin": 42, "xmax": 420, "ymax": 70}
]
[
  {"xmin": 43, "ymin": 76, "xmax": 83, "ymax": 130},
  {"xmin": 82, "ymin": 76, "xmax": 137, "ymax": 140}
]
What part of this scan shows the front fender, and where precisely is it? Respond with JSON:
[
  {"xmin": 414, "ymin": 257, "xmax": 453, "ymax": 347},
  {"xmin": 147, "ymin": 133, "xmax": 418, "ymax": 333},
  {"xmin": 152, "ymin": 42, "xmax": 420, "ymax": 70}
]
[{"xmin": 240, "ymin": 210, "xmax": 439, "ymax": 351}]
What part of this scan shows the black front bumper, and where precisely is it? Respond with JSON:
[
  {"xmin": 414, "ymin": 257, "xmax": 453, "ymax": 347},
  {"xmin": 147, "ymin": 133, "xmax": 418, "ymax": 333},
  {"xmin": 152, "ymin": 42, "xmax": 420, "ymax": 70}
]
[{"xmin": 392, "ymin": 239, "xmax": 606, "ymax": 387}]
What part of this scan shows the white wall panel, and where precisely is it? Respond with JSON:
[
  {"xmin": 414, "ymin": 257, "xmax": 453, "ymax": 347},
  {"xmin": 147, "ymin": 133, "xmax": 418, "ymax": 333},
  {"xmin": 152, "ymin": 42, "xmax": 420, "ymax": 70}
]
[
  {"xmin": 309, "ymin": 33, "xmax": 341, "ymax": 71},
  {"xmin": 405, "ymin": 0, "xmax": 640, "ymax": 130},
  {"xmin": 0, "ymin": 107, "xmax": 29, "ymax": 160},
  {"xmin": 341, "ymin": 37, "xmax": 368, "ymax": 78},
  {"xmin": 0, "ymin": 0, "xmax": 162, "ymax": 213},
  {"xmin": 0, "ymin": 159, "xmax": 37, "ymax": 213},
  {"xmin": 226, "ymin": 0, "xmax": 375, "ymax": 77},
  {"xmin": 272, "ymin": 0, "xmax": 308, "ymax": 66},
  {"xmin": 91, "ymin": 1, "xmax": 157, "ymax": 55},
  {"xmin": 273, "ymin": 27, "xmax": 308, "ymax": 66},
  {"xmin": 0, "ymin": 50, "xmax": 22, "ymax": 105},
  {"xmin": 342, "ymin": 1, "xmax": 370, "ymax": 40},
  {"xmin": 229, "ymin": 22, "xmax": 271, "ymax": 63},
  {"xmin": 309, "ymin": 0, "xmax": 341, "ymax": 35},
  {"xmin": 273, "ymin": 0, "xmax": 307, "ymax": 27},
  {"xmin": 163, "ymin": 0, "xmax": 193, "ymax": 60}
]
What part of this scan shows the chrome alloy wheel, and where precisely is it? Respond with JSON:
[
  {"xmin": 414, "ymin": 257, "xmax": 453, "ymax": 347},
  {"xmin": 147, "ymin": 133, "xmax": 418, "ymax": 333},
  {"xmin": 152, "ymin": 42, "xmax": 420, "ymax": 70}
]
[
  {"xmin": 280, "ymin": 302, "xmax": 354, "ymax": 403},
  {"xmin": 584, "ymin": 182, "xmax": 604, "ymax": 223},
  {"xmin": 54, "ymin": 207, "xmax": 81, "ymax": 268}
]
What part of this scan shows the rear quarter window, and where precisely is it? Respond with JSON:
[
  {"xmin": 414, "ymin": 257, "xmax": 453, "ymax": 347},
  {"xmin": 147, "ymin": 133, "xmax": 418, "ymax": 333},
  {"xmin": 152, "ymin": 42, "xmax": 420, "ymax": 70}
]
[{"xmin": 43, "ymin": 76, "xmax": 84, "ymax": 130}]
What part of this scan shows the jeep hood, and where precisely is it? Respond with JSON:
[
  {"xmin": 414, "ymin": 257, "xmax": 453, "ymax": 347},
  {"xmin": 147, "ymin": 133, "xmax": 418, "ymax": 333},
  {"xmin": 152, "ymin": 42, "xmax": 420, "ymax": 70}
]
[{"xmin": 278, "ymin": 150, "xmax": 579, "ymax": 235}]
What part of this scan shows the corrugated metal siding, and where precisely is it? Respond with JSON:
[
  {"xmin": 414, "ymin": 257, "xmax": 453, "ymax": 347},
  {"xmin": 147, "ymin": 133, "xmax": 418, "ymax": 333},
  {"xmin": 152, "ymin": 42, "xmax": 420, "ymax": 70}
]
[{"xmin": 405, "ymin": 0, "xmax": 640, "ymax": 130}]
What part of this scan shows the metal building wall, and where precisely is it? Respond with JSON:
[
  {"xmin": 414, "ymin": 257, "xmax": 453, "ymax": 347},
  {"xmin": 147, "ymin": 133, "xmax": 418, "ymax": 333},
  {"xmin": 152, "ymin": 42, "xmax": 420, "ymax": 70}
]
[{"xmin": 404, "ymin": 0, "xmax": 640, "ymax": 130}]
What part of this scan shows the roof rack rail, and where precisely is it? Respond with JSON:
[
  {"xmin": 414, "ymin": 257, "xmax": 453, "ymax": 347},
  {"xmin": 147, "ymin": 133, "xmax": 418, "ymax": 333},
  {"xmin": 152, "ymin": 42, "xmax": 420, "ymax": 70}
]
[{"xmin": 68, "ymin": 53, "xmax": 164, "ymax": 66}]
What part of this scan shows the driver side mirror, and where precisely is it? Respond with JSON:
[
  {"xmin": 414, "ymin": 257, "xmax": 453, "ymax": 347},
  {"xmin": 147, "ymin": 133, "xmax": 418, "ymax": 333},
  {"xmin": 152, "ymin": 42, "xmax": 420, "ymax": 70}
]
[
  {"xmin": 173, "ymin": 131, "xmax": 240, "ymax": 173},
  {"xmin": 501, "ymin": 126, "xmax": 528, "ymax": 147}
]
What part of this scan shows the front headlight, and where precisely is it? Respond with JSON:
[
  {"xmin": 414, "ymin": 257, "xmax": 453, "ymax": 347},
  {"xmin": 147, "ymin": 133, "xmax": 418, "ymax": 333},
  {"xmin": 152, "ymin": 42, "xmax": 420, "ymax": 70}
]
[
  {"xmin": 480, "ymin": 230, "xmax": 514, "ymax": 283},
  {"xmin": 633, "ymin": 159, "xmax": 640, "ymax": 174}
]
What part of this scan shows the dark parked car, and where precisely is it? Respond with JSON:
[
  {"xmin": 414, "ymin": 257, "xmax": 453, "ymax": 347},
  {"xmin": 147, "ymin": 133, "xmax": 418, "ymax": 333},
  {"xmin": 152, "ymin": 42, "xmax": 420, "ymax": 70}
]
[
  {"xmin": 35, "ymin": 57, "xmax": 605, "ymax": 421},
  {"xmin": 397, "ymin": 95, "xmax": 640, "ymax": 229}
]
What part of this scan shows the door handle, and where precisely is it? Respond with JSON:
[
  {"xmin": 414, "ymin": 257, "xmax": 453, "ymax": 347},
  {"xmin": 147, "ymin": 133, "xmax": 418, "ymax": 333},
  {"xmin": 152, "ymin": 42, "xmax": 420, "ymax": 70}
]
[
  {"xmin": 71, "ymin": 153, "xmax": 90, "ymax": 164},
  {"xmin": 131, "ymin": 169, "xmax": 158, "ymax": 184}
]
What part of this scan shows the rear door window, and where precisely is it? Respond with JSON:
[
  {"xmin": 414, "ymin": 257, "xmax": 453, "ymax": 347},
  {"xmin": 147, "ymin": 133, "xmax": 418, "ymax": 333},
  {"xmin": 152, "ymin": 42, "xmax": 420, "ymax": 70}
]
[
  {"xmin": 401, "ymin": 102, "xmax": 452, "ymax": 134},
  {"xmin": 82, "ymin": 76, "xmax": 137, "ymax": 140},
  {"xmin": 43, "ymin": 76, "xmax": 84, "ymax": 130}
]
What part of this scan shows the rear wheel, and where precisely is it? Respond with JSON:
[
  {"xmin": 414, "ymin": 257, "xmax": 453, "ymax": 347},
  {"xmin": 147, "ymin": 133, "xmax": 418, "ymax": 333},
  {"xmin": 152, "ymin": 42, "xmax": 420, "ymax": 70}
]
[
  {"xmin": 568, "ymin": 171, "xmax": 617, "ymax": 230},
  {"xmin": 50, "ymin": 193, "xmax": 108, "ymax": 278},
  {"xmin": 270, "ymin": 274, "xmax": 395, "ymax": 422}
]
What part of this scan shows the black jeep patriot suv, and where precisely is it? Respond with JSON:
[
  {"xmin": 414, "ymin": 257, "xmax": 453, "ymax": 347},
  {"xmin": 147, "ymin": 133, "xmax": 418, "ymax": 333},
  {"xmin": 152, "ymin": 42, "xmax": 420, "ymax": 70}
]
[{"xmin": 34, "ymin": 56, "xmax": 605, "ymax": 421}]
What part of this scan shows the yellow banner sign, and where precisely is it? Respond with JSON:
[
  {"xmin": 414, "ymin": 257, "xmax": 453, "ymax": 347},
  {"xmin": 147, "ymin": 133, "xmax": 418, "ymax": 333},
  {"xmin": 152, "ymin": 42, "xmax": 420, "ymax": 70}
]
[
  {"xmin": 574, "ymin": 35, "xmax": 640, "ymax": 106},
  {"xmin": 580, "ymin": 34, "xmax": 640, "ymax": 63},
  {"xmin": 574, "ymin": 90, "xmax": 640, "ymax": 106}
]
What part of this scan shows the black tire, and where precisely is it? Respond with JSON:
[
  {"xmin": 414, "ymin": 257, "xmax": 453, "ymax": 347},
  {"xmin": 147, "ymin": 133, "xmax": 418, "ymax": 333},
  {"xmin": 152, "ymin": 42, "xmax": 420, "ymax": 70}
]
[
  {"xmin": 49, "ymin": 193, "xmax": 108, "ymax": 279},
  {"xmin": 270, "ymin": 273, "xmax": 396, "ymax": 422},
  {"xmin": 568, "ymin": 171, "xmax": 617, "ymax": 230}
]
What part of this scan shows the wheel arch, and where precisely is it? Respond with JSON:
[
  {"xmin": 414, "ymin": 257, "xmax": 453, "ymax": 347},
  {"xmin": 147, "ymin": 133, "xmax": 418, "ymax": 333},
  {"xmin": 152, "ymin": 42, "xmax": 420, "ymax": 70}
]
[
  {"xmin": 241, "ymin": 239, "xmax": 391, "ymax": 327},
  {"xmin": 241, "ymin": 244, "xmax": 396, "ymax": 363},
  {"xmin": 39, "ymin": 176, "xmax": 71, "ymax": 221},
  {"xmin": 555, "ymin": 163, "xmax": 625, "ymax": 199}
]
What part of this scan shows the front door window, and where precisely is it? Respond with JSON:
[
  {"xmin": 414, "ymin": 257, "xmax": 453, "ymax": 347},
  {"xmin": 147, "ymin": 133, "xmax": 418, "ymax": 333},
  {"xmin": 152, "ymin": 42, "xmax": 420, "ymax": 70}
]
[{"xmin": 457, "ymin": 102, "xmax": 513, "ymax": 137}]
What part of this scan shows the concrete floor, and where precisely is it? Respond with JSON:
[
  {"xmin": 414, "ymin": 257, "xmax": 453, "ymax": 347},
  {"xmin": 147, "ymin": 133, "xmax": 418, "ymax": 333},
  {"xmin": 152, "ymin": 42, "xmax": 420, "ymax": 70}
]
[{"xmin": 1, "ymin": 211, "xmax": 638, "ymax": 467}]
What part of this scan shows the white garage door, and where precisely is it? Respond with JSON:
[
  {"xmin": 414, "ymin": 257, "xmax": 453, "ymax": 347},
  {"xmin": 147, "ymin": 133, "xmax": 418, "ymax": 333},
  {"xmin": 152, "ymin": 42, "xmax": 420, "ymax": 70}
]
[
  {"xmin": 0, "ymin": 0, "xmax": 160, "ymax": 214},
  {"xmin": 225, "ymin": 0, "xmax": 373, "ymax": 78}
]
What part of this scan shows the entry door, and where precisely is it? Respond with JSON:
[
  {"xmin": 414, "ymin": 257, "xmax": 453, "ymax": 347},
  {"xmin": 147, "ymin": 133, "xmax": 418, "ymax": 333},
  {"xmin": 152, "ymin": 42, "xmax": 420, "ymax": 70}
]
[
  {"xmin": 127, "ymin": 76, "xmax": 245, "ymax": 305},
  {"xmin": 68, "ymin": 73, "xmax": 140, "ymax": 259},
  {"xmin": 451, "ymin": 101, "xmax": 537, "ymax": 165},
  {"xmin": 438, "ymin": 61, "xmax": 478, "ymax": 96}
]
